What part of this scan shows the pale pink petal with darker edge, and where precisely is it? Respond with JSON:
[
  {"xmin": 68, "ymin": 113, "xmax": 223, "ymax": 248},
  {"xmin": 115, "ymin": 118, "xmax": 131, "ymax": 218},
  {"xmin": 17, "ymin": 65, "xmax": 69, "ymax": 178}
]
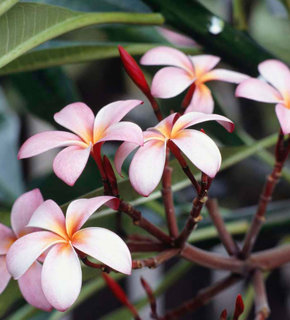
[
  {"xmin": 275, "ymin": 103, "xmax": 290, "ymax": 135},
  {"xmin": 140, "ymin": 46, "xmax": 193, "ymax": 71},
  {"xmin": 151, "ymin": 67, "xmax": 194, "ymax": 98},
  {"xmin": 114, "ymin": 142, "xmax": 139, "ymax": 177},
  {"xmin": 28, "ymin": 200, "xmax": 66, "ymax": 239},
  {"xmin": 129, "ymin": 140, "xmax": 167, "ymax": 196},
  {"xmin": 172, "ymin": 112, "xmax": 234, "ymax": 135},
  {"xmin": 18, "ymin": 131, "xmax": 84, "ymax": 159},
  {"xmin": 154, "ymin": 113, "xmax": 177, "ymax": 137},
  {"xmin": 54, "ymin": 102, "xmax": 95, "ymax": 143},
  {"xmin": 53, "ymin": 145, "xmax": 91, "ymax": 186},
  {"xmin": 41, "ymin": 243, "xmax": 81, "ymax": 312},
  {"xmin": 66, "ymin": 196, "xmax": 119, "ymax": 237},
  {"xmin": 72, "ymin": 227, "xmax": 132, "ymax": 274},
  {"xmin": 11, "ymin": 189, "xmax": 43, "ymax": 237},
  {"xmin": 258, "ymin": 60, "xmax": 290, "ymax": 99},
  {"xmin": 185, "ymin": 84, "xmax": 214, "ymax": 114},
  {"xmin": 201, "ymin": 69, "xmax": 249, "ymax": 83},
  {"xmin": 6, "ymin": 231, "xmax": 64, "ymax": 279},
  {"xmin": 172, "ymin": 129, "xmax": 221, "ymax": 178},
  {"xmin": 189, "ymin": 55, "xmax": 220, "ymax": 77},
  {"xmin": 18, "ymin": 262, "xmax": 52, "ymax": 311},
  {"xmin": 0, "ymin": 256, "xmax": 11, "ymax": 293},
  {"xmin": 0, "ymin": 224, "xmax": 15, "ymax": 254},
  {"xmin": 235, "ymin": 78, "xmax": 282, "ymax": 103}
]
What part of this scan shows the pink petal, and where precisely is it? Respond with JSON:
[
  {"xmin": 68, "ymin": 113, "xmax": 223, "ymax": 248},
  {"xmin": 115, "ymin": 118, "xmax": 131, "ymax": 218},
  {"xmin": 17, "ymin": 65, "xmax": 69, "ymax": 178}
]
[
  {"xmin": 189, "ymin": 55, "xmax": 220, "ymax": 77},
  {"xmin": 185, "ymin": 84, "xmax": 214, "ymax": 114},
  {"xmin": 157, "ymin": 28, "xmax": 196, "ymax": 47},
  {"xmin": 114, "ymin": 142, "xmax": 139, "ymax": 177},
  {"xmin": 53, "ymin": 145, "xmax": 91, "ymax": 186},
  {"xmin": 42, "ymin": 243, "xmax": 81, "ymax": 312},
  {"xmin": 154, "ymin": 113, "xmax": 177, "ymax": 137},
  {"xmin": 11, "ymin": 189, "xmax": 44, "ymax": 237},
  {"xmin": 98, "ymin": 122, "xmax": 143, "ymax": 146},
  {"xmin": 140, "ymin": 46, "xmax": 193, "ymax": 71},
  {"xmin": 172, "ymin": 129, "xmax": 221, "ymax": 178},
  {"xmin": 129, "ymin": 140, "xmax": 167, "ymax": 196},
  {"xmin": 72, "ymin": 227, "xmax": 132, "ymax": 275},
  {"xmin": 172, "ymin": 112, "xmax": 234, "ymax": 135},
  {"xmin": 18, "ymin": 262, "xmax": 52, "ymax": 311},
  {"xmin": 54, "ymin": 102, "xmax": 95, "ymax": 144},
  {"xmin": 151, "ymin": 67, "xmax": 194, "ymax": 98},
  {"xmin": 201, "ymin": 69, "xmax": 250, "ymax": 83},
  {"xmin": 18, "ymin": 131, "xmax": 85, "ymax": 159},
  {"xmin": 0, "ymin": 256, "xmax": 11, "ymax": 293},
  {"xmin": 6, "ymin": 231, "xmax": 64, "ymax": 279},
  {"xmin": 258, "ymin": 60, "xmax": 290, "ymax": 100},
  {"xmin": 0, "ymin": 224, "xmax": 16, "ymax": 254},
  {"xmin": 235, "ymin": 78, "xmax": 282, "ymax": 103},
  {"xmin": 275, "ymin": 104, "xmax": 290, "ymax": 135},
  {"xmin": 66, "ymin": 196, "xmax": 119, "ymax": 237},
  {"xmin": 27, "ymin": 200, "xmax": 67, "ymax": 239},
  {"xmin": 94, "ymin": 100, "xmax": 143, "ymax": 141}
]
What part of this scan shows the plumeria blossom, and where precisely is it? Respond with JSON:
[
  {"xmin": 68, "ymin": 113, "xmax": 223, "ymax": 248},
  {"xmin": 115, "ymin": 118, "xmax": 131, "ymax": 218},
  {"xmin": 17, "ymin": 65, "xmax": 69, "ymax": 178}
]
[
  {"xmin": 115, "ymin": 112, "xmax": 234, "ymax": 196},
  {"xmin": 140, "ymin": 46, "xmax": 249, "ymax": 114},
  {"xmin": 6, "ymin": 196, "xmax": 131, "ymax": 311},
  {"xmin": 18, "ymin": 100, "xmax": 144, "ymax": 186},
  {"xmin": 236, "ymin": 59, "xmax": 290, "ymax": 134},
  {"xmin": 0, "ymin": 189, "xmax": 52, "ymax": 311}
]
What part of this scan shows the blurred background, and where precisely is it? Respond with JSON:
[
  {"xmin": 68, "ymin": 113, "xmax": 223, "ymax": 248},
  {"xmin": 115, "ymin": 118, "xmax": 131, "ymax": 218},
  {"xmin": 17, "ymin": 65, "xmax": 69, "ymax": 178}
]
[{"xmin": 0, "ymin": 0, "xmax": 290, "ymax": 319}]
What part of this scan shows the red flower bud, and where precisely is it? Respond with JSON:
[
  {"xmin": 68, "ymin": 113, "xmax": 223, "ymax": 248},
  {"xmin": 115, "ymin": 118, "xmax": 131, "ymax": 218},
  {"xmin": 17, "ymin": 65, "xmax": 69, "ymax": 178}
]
[
  {"xmin": 219, "ymin": 309, "xmax": 227, "ymax": 320},
  {"xmin": 233, "ymin": 294, "xmax": 244, "ymax": 320}
]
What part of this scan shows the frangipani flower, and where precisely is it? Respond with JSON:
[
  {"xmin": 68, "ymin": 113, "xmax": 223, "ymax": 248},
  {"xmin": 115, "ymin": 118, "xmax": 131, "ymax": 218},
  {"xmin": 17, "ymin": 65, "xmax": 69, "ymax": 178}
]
[
  {"xmin": 140, "ymin": 46, "xmax": 249, "ymax": 114},
  {"xmin": 18, "ymin": 100, "xmax": 144, "ymax": 186},
  {"xmin": 115, "ymin": 112, "xmax": 234, "ymax": 196},
  {"xmin": 0, "ymin": 189, "xmax": 52, "ymax": 311},
  {"xmin": 6, "ymin": 196, "xmax": 131, "ymax": 311},
  {"xmin": 236, "ymin": 59, "xmax": 290, "ymax": 134}
]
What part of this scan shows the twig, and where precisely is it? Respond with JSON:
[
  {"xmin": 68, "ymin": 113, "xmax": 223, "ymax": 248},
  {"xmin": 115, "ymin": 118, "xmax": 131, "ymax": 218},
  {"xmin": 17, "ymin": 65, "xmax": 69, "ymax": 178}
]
[
  {"xmin": 206, "ymin": 199, "xmax": 240, "ymax": 256},
  {"xmin": 252, "ymin": 270, "xmax": 270, "ymax": 319},
  {"xmin": 180, "ymin": 83, "xmax": 196, "ymax": 115},
  {"xmin": 133, "ymin": 249, "xmax": 180, "ymax": 269}
]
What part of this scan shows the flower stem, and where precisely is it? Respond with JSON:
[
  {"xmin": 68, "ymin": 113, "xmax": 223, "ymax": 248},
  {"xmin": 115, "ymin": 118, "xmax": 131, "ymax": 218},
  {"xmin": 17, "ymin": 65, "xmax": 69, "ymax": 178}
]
[{"xmin": 252, "ymin": 270, "xmax": 270, "ymax": 320}]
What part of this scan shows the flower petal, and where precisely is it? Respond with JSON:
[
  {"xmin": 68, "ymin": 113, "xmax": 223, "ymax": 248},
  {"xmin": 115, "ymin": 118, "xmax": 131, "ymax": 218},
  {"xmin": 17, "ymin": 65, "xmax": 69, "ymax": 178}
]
[
  {"xmin": 11, "ymin": 189, "xmax": 44, "ymax": 237},
  {"xmin": 172, "ymin": 112, "xmax": 234, "ymax": 135},
  {"xmin": 6, "ymin": 231, "xmax": 64, "ymax": 279},
  {"xmin": 66, "ymin": 196, "xmax": 119, "ymax": 237},
  {"xmin": 140, "ymin": 46, "xmax": 193, "ymax": 71},
  {"xmin": 28, "ymin": 200, "xmax": 67, "ymax": 239},
  {"xmin": 0, "ymin": 224, "xmax": 16, "ymax": 254},
  {"xmin": 18, "ymin": 131, "xmax": 85, "ymax": 159},
  {"xmin": 154, "ymin": 113, "xmax": 177, "ymax": 137},
  {"xmin": 54, "ymin": 102, "xmax": 95, "ymax": 144},
  {"xmin": 258, "ymin": 60, "xmax": 290, "ymax": 100},
  {"xmin": 72, "ymin": 227, "xmax": 132, "ymax": 275},
  {"xmin": 0, "ymin": 256, "xmax": 11, "ymax": 293},
  {"xmin": 114, "ymin": 142, "xmax": 138, "ymax": 177},
  {"xmin": 200, "ymin": 68, "xmax": 249, "ymax": 83},
  {"xmin": 185, "ymin": 84, "xmax": 214, "ymax": 114},
  {"xmin": 98, "ymin": 121, "xmax": 143, "ymax": 145},
  {"xmin": 151, "ymin": 67, "xmax": 194, "ymax": 98},
  {"xmin": 53, "ymin": 145, "xmax": 91, "ymax": 186},
  {"xmin": 94, "ymin": 100, "xmax": 143, "ymax": 141},
  {"xmin": 235, "ymin": 78, "xmax": 281, "ymax": 103},
  {"xmin": 42, "ymin": 243, "xmax": 81, "ymax": 311},
  {"xmin": 129, "ymin": 140, "xmax": 166, "ymax": 196},
  {"xmin": 275, "ymin": 104, "xmax": 290, "ymax": 135},
  {"xmin": 18, "ymin": 262, "xmax": 52, "ymax": 311},
  {"xmin": 172, "ymin": 129, "xmax": 221, "ymax": 178},
  {"xmin": 189, "ymin": 55, "xmax": 220, "ymax": 77}
]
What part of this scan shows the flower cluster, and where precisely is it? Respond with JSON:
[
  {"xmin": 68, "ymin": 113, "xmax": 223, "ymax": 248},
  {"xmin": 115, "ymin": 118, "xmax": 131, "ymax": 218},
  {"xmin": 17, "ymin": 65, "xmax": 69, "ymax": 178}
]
[{"xmin": 1, "ymin": 44, "xmax": 288, "ymax": 313}]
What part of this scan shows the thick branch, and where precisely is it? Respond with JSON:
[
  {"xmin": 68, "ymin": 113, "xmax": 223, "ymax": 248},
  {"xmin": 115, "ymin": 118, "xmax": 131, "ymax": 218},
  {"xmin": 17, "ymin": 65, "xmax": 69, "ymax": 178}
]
[
  {"xmin": 252, "ymin": 270, "xmax": 270, "ymax": 319},
  {"xmin": 133, "ymin": 249, "xmax": 180, "ymax": 269}
]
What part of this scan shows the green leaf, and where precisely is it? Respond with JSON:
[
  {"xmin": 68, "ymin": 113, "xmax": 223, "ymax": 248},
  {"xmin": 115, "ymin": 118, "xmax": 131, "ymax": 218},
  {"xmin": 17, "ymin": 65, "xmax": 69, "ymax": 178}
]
[
  {"xmin": 0, "ymin": 0, "xmax": 18, "ymax": 17},
  {"xmin": 0, "ymin": 2, "xmax": 164, "ymax": 69}
]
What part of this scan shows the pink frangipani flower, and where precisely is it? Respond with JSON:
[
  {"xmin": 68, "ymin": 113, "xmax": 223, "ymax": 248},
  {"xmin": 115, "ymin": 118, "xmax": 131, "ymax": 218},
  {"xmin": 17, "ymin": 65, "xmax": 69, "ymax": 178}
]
[
  {"xmin": 18, "ymin": 100, "xmax": 144, "ymax": 186},
  {"xmin": 6, "ymin": 196, "xmax": 131, "ymax": 311},
  {"xmin": 235, "ymin": 59, "xmax": 290, "ymax": 134},
  {"xmin": 115, "ymin": 112, "xmax": 234, "ymax": 196},
  {"xmin": 0, "ymin": 189, "xmax": 52, "ymax": 311},
  {"xmin": 140, "ymin": 46, "xmax": 249, "ymax": 114}
]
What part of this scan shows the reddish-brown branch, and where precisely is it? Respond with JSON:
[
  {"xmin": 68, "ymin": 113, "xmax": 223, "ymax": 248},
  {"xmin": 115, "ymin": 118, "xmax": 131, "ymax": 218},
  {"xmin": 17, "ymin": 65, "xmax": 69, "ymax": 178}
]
[
  {"xmin": 133, "ymin": 249, "xmax": 180, "ymax": 269},
  {"xmin": 206, "ymin": 199, "xmax": 240, "ymax": 256},
  {"xmin": 180, "ymin": 83, "xmax": 196, "ymax": 115},
  {"xmin": 252, "ymin": 270, "xmax": 270, "ymax": 320},
  {"xmin": 162, "ymin": 149, "xmax": 179, "ymax": 238},
  {"xmin": 241, "ymin": 132, "xmax": 290, "ymax": 258},
  {"xmin": 141, "ymin": 277, "xmax": 159, "ymax": 319},
  {"xmin": 160, "ymin": 274, "xmax": 241, "ymax": 320}
]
